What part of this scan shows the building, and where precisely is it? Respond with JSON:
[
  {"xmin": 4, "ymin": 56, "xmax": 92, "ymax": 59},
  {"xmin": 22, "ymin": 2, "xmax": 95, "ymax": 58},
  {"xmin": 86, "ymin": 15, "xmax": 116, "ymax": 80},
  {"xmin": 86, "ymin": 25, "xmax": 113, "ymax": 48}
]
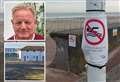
[
  {"xmin": 5, "ymin": 48, "xmax": 17, "ymax": 53},
  {"xmin": 5, "ymin": 48, "xmax": 18, "ymax": 60},
  {"xmin": 20, "ymin": 46, "xmax": 44, "ymax": 62}
]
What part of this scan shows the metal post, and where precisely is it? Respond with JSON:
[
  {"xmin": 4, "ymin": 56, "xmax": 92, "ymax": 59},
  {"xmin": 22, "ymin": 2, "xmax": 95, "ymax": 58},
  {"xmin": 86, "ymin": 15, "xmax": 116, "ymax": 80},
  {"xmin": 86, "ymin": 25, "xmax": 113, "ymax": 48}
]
[
  {"xmin": 87, "ymin": 65, "xmax": 106, "ymax": 82},
  {"xmin": 82, "ymin": 0, "xmax": 108, "ymax": 82}
]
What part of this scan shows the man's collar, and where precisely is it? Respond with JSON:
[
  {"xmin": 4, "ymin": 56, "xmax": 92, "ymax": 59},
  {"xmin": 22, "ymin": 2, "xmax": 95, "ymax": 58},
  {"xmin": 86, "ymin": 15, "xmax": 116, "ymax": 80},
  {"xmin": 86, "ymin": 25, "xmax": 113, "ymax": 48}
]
[{"xmin": 14, "ymin": 34, "xmax": 35, "ymax": 40}]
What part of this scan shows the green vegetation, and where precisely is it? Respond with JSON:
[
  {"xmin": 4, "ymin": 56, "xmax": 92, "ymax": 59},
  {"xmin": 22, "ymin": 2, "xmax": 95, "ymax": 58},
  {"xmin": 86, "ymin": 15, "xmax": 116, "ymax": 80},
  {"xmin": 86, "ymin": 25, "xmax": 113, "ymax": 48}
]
[
  {"xmin": 108, "ymin": 28, "xmax": 120, "ymax": 52},
  {"xmin": 25, "ymin": 69, "xmax": 44, "ymax": 80}
]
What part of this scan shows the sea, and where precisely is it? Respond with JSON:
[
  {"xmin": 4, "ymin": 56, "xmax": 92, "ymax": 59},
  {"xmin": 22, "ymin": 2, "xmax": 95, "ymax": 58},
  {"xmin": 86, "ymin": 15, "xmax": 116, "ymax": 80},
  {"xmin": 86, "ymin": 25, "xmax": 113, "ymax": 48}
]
[
  {"xmin": 46, "ymin": 12, "xmax": 120, "ymax": 19},
  {"xmin": 0, "ymin": 12, "xmax": 120, "ymax": 20}
]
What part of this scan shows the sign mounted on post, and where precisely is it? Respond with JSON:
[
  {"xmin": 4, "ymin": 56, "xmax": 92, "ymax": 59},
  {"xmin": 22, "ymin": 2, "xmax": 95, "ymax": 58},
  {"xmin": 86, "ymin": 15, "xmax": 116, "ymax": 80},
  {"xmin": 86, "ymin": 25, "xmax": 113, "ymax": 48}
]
[
  {"xmin": 84, "ymin": 19, "xmax": 105, "ymax": 45},
  {"xmin": 84, "ymin": 0, "xmax": 107, "ymax": 82},
  {"xmin": 81, "ymin": 12, "xmax": 108, "ymax": 66},
  {"xmin": 69, "ymin": 35, "xmax": 76, "ymax": 47}
]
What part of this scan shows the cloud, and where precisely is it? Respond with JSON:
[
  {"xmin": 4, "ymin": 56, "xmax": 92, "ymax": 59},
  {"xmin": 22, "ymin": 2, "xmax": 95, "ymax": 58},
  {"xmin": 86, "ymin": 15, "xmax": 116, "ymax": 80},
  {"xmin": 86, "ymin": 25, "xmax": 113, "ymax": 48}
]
[
  {"xmin": 46, "ymin": 1, "xmax": 86, "ymax": 13},
  {"xmin": 46, "ymin": 0, "xmax": 120, "ymax": 13},
  {"xmin": 1, "ymin": 0, "xmax": 120, "ymax": 13}
]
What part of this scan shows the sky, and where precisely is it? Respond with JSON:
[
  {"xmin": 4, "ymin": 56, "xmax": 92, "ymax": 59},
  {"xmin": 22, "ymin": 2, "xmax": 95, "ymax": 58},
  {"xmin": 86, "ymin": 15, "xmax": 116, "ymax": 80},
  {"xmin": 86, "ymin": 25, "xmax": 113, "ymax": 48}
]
[
  {"xmin": 4, "ymin": 42, "xmax": 45, "ymax": 48},
  {"xmin": 46, "ymin": 0, "xmax": 120, "ymax": 13},
  {"xmin": 0, "ymin": 0, "xmax": 120, "ymax": 13}
]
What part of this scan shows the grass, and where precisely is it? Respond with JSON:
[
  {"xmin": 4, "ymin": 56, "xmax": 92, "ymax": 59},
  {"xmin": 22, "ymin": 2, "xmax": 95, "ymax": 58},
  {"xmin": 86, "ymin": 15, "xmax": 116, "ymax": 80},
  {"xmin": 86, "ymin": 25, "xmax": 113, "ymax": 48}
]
[{"xmin": 25, "ymin": 69, "xmax": 44, "ymax": 80}]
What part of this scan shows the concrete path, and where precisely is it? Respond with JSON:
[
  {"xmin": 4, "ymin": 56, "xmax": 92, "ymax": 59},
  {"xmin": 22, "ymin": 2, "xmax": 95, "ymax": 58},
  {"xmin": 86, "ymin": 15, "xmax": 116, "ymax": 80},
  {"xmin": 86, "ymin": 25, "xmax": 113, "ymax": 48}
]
[{"xmin": 46, "ymin": 67, "xmax": 80, "ymax": 82}]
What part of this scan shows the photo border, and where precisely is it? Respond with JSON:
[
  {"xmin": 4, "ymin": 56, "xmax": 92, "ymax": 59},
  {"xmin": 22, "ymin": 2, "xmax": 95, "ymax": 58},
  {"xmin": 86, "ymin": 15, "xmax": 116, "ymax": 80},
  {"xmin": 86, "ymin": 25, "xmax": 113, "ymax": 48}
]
[
  {"xmin": 4, "ymin": 42, "xmax": 46, "ymax": 82},
  {"xmin": 4, "ymin": 0, "xmax": 46, "ymax": 42}
]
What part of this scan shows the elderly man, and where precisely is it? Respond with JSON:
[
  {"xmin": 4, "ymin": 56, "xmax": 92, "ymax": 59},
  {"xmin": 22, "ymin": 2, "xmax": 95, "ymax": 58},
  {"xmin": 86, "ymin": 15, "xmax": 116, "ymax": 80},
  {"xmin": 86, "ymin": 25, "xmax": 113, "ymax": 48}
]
[{"xmin": 8, "ymin": 4, "xmax": 44, "ymax": 40}]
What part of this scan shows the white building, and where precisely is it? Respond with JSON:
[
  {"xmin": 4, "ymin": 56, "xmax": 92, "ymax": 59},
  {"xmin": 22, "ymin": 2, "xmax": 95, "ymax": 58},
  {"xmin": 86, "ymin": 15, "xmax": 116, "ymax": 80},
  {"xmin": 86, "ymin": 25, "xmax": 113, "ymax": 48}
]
[{"xmin": 20, "ymin": 46, "xmax": 44, "ymax": 62}]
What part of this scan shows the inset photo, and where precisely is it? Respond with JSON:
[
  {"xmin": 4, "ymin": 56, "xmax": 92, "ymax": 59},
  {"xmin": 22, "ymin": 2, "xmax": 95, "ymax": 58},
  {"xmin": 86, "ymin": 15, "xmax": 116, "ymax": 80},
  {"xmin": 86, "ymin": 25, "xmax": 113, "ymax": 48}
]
[
  {"xmin": 4, "ymin": 42, "xmax": 45, "ymax": 81},
  {"xmin": 4, "ymin": 1, "xmax": 46, "ymax": 41}
]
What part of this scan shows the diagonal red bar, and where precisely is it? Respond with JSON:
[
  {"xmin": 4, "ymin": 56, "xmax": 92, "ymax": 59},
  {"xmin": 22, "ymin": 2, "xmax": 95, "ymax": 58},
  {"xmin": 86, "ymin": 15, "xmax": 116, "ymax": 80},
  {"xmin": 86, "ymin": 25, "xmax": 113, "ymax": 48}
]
[{"xmin": 87, "ymin": 24, "xmax": 103, "ymax": 41}]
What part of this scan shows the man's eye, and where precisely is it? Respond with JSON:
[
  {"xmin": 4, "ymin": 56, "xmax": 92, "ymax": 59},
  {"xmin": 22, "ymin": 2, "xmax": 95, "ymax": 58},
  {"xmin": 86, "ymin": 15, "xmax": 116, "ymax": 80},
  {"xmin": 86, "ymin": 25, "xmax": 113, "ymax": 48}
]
[
  {"xmin": 25, "ymin": 21, "xmax": 31, "ymax": 24},
  {"xmin": 15, "ymin": 21, "xmax": 22, "ymax": 25}
]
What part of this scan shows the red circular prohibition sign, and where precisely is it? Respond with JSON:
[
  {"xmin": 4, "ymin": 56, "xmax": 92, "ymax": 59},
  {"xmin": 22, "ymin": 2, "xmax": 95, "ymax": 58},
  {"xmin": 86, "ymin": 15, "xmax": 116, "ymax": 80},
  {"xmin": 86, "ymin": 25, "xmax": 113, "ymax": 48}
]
[{"xmin": 84, "ymin": 19, "xmax": 105, "ymax": 45}]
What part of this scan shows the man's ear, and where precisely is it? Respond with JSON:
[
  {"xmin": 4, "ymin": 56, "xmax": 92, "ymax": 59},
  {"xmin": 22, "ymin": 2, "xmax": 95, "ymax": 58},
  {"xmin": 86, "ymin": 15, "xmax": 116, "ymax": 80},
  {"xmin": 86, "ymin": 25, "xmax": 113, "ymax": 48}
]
[{"xmin": 11, "ymin": 19, "xmax": 13, "ymax": 24}]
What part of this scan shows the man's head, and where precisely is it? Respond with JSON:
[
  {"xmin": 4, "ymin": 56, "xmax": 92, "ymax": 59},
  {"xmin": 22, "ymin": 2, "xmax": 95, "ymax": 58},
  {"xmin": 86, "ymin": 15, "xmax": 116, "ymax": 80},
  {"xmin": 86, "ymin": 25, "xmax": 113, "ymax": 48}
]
[{"xmin": 11, "ymin": 4, "xmax": 37, "ymax": 40}]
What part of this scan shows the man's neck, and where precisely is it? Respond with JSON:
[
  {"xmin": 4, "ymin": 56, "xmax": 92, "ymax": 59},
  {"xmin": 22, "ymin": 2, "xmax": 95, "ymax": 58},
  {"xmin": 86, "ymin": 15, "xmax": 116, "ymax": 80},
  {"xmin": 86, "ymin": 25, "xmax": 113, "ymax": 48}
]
[{"xmin": 14, "ymin": 34, "xmax": 35, "ymax": 40}]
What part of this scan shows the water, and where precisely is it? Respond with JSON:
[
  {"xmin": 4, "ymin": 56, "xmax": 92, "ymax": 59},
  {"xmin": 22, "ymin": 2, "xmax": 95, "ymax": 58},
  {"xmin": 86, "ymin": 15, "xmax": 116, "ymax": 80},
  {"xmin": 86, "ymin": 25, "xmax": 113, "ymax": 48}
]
[
  {"xmin": 46, "ymin": 13, "xmax": 85, "ymax": 19},
  {"xmin": 46, "ymin": 12, "xmax": 120, "ymax": 19},
  {"xmin": 0, "ymin": 12, "xmax": 120, "ymax": 20}
]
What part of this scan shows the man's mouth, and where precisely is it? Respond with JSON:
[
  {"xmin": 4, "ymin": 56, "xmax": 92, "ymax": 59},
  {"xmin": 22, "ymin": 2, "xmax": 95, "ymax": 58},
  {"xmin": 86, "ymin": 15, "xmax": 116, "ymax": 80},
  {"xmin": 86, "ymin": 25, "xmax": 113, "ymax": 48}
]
[{"xmin": 17, "ymin": 30, "xmax": 30, "ymax": 33}]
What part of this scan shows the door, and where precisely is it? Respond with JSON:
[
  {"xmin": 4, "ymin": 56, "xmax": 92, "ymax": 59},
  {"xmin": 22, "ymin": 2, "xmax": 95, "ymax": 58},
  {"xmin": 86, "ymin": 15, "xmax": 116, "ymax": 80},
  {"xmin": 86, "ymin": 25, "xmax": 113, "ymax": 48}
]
[
  {"xmin": 36, "ymin": 56, "xmax": 38, "ymax": 61},
  {"xmin": 24, "ymin": 56, "xmax": 26, "ymax": 61}
]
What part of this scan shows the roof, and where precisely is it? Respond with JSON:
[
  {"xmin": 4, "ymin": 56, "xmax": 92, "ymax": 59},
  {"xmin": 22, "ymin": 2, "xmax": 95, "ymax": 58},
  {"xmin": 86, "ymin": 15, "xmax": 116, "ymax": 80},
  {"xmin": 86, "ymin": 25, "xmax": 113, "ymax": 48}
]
[{"xmin": 21, "ymin": 46, "xmax": 44, "ymax": 51}]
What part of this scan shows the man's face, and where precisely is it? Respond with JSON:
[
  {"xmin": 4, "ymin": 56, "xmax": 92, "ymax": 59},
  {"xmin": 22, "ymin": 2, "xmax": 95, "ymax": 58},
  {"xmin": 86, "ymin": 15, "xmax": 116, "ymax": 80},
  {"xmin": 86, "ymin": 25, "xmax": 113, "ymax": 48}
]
[{"xmin": 12, "ymin": 9, "xmax": 36, "ymax": 40}]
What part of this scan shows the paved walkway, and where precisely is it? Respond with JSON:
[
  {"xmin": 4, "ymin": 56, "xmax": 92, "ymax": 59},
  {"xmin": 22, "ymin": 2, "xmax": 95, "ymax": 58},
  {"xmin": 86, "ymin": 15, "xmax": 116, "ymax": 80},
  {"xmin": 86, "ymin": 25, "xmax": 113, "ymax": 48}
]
[
  {"xmin": 46, "ymin": 45, "xmax": 120, "ymax": 82},
  {"xmin": 46, "ymin": 67, "xmax": 80, "ymax": 82},
  {"xmin": 107, "ymin": 46, "xmax": 120, "ymax": 82}
]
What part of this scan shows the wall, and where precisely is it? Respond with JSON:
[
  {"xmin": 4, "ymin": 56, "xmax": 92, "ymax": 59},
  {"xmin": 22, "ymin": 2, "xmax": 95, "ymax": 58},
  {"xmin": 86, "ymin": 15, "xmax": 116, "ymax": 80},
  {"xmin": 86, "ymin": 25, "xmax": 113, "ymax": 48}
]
[{"xmin": 21, "ymin": 51, "xmax": 44, "ymax": 62}]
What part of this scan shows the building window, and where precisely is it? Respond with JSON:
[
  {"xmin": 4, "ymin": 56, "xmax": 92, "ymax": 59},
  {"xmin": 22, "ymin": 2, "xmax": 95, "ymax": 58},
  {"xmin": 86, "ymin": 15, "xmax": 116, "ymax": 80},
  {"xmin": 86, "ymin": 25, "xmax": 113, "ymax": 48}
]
[
  {"xmin": 24, "ymin": 56, "xmax": 26, "ymax": 61},
  {"xmin": 33, "ymin": 56, "xmax": 35, "ymax": 58},
  {"xmin": 36, "ymin": 56, "xmax": 38, "ymax": 61},
  {"xmin": 42, "ymin": 56, "xmax": 44, "ymax": 61},
  {"xmin": 9, "ymin": 49, "xmax": 11, "ymax": 52}
]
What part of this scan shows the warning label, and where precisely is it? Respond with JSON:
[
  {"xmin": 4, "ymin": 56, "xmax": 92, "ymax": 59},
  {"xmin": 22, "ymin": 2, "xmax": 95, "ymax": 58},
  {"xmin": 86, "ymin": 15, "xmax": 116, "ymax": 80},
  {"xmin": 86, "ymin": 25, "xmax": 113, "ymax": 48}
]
[{"xmin": 84, "ymin": 19, "xmax": 105, "ymax": 45}]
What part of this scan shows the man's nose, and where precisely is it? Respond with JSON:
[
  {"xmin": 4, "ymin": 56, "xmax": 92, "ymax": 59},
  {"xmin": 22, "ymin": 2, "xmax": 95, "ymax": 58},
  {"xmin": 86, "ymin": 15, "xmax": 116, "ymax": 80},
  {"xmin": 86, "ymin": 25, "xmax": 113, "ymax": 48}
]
[{"xmin": 20, "ymin": 22, "xmax": 26, "ymax": 29}]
